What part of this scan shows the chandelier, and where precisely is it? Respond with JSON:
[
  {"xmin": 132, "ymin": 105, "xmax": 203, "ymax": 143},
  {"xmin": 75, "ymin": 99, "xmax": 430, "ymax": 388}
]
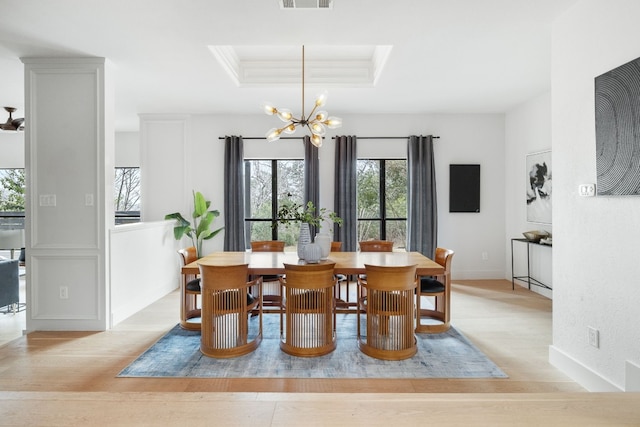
[{"xmin": 263, "ymin": 45, "xmax": 342, "ymax": 147}]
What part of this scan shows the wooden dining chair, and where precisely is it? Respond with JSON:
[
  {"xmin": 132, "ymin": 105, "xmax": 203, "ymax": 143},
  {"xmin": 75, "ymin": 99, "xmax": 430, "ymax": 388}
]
[
  {"xmin": 357, "ymin": 264, "xmax": 418, "ymax": 360},
  {"xmin": 250, "ymin": 240, "xmax": 286, "ymax": 310},
  {"xmin": 329, "ymin": 241, "xmax": 351, "ymax": 310},
  {"xmin": 177, "ymin": 246, "xmax": 201, "ymax": 331},
  {"xmin": 359, "ymin": 240, "xmax": 394, "ymax": 252},
  {"xmin": 357, "ymin": 240, "xmax": 394, "ymax": 284},
  {"xmin": 416, "ymin": 247, "xmax": 455, "ymax": 333},
  {"xmin": 279, "ymin": 262, "xmax": 337, "ymax": 357},
  {"xmin": 198, "ymin": 263, "xmax": 262, "ymax": 358},
  {"xmin": 250, "ymin": 240, "xmax": 286, "ymax": 252}
]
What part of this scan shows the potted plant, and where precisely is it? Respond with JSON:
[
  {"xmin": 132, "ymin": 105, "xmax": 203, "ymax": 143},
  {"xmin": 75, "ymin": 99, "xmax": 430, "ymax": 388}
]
[
  {"xmin": 165, "ymin": 191, "xmax": 224, "ymax": 258},
  {"xmin": 276, "ymin": 194, "xmax": 342, "ymax": 259},
  {"xmin": 276, "ymin": 195, "xmax": 342, "ymax": 229}
]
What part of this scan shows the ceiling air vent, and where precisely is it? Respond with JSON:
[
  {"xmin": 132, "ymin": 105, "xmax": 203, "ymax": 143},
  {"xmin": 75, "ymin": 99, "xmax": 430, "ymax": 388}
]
[{"xmin": 280, "ymin": 0, "xmax": 333, "ymax": 9}]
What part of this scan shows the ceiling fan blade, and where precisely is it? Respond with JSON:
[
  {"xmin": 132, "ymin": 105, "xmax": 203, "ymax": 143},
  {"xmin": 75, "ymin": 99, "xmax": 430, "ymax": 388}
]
[
  {"xmin": 0, "ymin": 120, "xmax": 24, "ymax": 131},
  {"xmin": 0, "ymin": 107, "xmax": 25, "ymax": 131}
]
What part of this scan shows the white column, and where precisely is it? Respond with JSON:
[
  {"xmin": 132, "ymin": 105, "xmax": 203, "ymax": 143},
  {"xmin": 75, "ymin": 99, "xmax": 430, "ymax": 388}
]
[{"xmin": 22, "ymin": 57, "xmax": 114, "ymax": 331}]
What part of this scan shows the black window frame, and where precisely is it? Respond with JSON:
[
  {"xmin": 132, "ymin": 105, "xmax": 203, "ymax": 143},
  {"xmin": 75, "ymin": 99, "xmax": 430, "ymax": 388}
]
[
  {"xmin": 357, "ymin": 158, "xmax": 408, "ymax": 244},
  {"xmin": 244, "ymin": 158, "xmax": 304, "ymax": 241}
]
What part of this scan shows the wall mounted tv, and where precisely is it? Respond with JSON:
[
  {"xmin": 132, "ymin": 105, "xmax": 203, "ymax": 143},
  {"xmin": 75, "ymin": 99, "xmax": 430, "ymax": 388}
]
[{"xmin": 449, "ymin": 164, "xmax": 480, "ymax": 213}]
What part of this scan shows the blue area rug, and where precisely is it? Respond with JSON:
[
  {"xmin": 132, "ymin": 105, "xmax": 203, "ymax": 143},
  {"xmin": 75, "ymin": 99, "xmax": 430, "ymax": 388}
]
[{"xmin": 118, "ymin": 314, "xmax": 507, "ymax": 379}]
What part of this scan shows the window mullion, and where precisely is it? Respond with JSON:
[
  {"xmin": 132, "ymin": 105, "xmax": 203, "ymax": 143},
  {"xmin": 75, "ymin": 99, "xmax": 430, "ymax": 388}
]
[
  {"xmin": 380, "ymin": 160, "xmax": 386, "ymax": 240},
  {"xmin": 271, "ymin": 159, "xmax": 278, "ymax": 240}
]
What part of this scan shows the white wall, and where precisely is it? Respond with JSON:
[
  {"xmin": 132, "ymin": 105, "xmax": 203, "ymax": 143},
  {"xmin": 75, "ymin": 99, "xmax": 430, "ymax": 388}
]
[
  {"xmin": 109, "ymin": 221, "xmax": 178, "ymax": 326},
  {"xmin": 140, "ymin": 115, "xmax": 188, "ymax": 223},
  {"xmin": 0, "ymin": 132, "xmax": 24, "ymax": 167},
  {"xmin": 141, "ymin": 112, "xmax": 506, "ymax": 279},
  {"xmin": 549, "ymin": 0, "xmax": 640, "ymax": 391},
  {"xmin": 505, "ymin": 92, "xmax": 553, "ymax": 298},
  {"xmin": 115, "ymin": 131, "xmax": 140, "ymax": 167}
]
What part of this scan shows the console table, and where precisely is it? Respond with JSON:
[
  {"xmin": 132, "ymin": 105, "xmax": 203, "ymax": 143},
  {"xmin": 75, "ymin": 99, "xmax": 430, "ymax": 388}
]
[{"xmin": 510, "ymin": 238, "xmax": 552, "ymax": 291}]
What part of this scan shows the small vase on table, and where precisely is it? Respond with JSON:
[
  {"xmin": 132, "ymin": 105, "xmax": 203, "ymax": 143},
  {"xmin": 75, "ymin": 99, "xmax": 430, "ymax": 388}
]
[
  {"xmin": 297, "ymin": 222, "xmax": 311, "ymax": 260},
  {"xmin": 314, "ymin": 232, "xmax": 331, "ymax": 260}
]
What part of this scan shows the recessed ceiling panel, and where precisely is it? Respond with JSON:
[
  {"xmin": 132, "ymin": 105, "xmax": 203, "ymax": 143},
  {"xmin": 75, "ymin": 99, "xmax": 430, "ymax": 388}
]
[{"xmin": 209, "ymin": 45, "xmax": 392, "ymax": 88}]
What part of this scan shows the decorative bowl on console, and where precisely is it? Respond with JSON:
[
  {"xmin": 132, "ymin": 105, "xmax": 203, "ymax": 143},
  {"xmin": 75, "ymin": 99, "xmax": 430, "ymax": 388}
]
[{"xmin": 522, "ymin": 230, "xmax": 550, "ymax": 243}]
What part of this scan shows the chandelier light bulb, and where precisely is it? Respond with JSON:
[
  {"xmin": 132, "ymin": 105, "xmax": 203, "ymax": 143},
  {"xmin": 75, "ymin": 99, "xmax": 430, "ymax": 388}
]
[
  {"xmin": 311, "ymin": 134, "xmax": 323, "ymax": 147},
  {"xmin": 277, "ymin": 108, "xmax": 293, "ymax": 122},
  {"xmin": 283, "ymin": 123, "xmax": 297, "ymax": 134},
  {"xmin": 309, "ymin": 122, "xmax": 326, "ymax": 136},
  {"xmin": 325, "ymin": 116, "xmax": 342, "ymax": 129},
  {"xmin": 314, "ymin": 91, "xmax": 328, "ymax": 107},
  {"xmin": 315, "ymin": 111, "xmax": 328, "ymax": 122},
  {"xmin": 266, "ymin": 128, "xmax": 282, "ymax": 142},
  {"xmin": 262, "ymin": 102, "xmax": 277, "ymax": 115}
]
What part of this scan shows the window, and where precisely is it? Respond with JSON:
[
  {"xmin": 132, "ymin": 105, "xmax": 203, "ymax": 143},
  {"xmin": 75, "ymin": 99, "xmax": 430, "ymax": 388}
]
[
  {"xmin": 1, "ymin": 168, "xmax": 141, "ymax": 227},
  {"xmin": 0, "ymin": 168, "xmax": 25, "ymax": 230},
  {"xmin": 357, "ymin": 159, "xmax": 407, "ymax": 249},
  {"xmin": 114, "ymin": 167, "xmax": 140, "ymax": 224},
  {"xmin": 244, "ymin": 159, "xmax": 304, "ymax": 245}
]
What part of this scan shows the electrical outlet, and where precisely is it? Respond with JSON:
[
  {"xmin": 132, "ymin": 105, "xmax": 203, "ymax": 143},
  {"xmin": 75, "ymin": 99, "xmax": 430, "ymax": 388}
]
[
  {"xmin": 588, "ymin": 326, "xmax": 599, "ymax": 348},
  {"xmin": 579, "ymin": 184, "xmax": 596, "ymax": 197},
  {"xmin": 59, "ymin": 286, "xmax": 69, "ymax": 299},
  {"xmin": 481, "ymin": 251, "xmax": 489, "ymax": 261}
]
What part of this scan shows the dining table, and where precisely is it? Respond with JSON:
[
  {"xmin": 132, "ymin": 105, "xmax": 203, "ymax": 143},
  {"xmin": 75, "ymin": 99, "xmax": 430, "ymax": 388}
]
[
  {"xmin": 181, "ymin": 250, "xmax": 444, "ymax": 277},
  {"xmin": 180, "ymin": 250, "xmax": 445, "ymax": 318}
]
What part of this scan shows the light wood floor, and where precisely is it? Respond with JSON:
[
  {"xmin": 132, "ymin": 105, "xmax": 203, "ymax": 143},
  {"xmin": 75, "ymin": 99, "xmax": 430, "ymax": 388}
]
[{"xmin": 1, "ymin": 280, "xmax": 639, "ymax": 426}]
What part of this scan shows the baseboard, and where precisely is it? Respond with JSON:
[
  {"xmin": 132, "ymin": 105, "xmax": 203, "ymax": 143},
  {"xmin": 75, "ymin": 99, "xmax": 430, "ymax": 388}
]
[
  {"xmin": 549, "ymin": 345, "xmax": 622, "ymax": 392},
  {"xmin": 452, "ymin": 269, "xmax": 504, "ymax": 280},
  {"xmin": 510, "ymin": 280, "xmax": 553, "ymax": 299}
]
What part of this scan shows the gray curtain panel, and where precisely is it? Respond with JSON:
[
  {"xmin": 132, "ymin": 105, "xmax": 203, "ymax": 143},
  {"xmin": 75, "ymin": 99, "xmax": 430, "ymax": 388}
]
[
  {"xmin": 334, "ymin": 135, "xmax": 358, "ymax": 251},
  {"xmin": 223, "ymin": 135, "xmax": 246, "ymax": 251},
  {"xmin": 407, "ymin": 135, "xmax": 437, "ymax": 258},
  {"xmin": 304, "ymin": 135, "xmax": 320, "ymax": 236}
]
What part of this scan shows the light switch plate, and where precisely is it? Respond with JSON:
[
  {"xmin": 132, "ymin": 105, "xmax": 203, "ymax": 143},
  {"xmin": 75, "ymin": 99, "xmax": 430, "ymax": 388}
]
[{"xmin": 39, "ymin": 194, "xmax": 57, "ymax": 206}]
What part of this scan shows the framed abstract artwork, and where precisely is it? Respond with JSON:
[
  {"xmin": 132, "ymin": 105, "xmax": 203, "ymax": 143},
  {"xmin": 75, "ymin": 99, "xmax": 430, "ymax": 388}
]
[
  {"xmin": 595, "ymin": 56, "xmax": 640, "ymax": 196},
  {"xmin": 526, "ymin": 150, "xmax": 552, "ymax": 224}
]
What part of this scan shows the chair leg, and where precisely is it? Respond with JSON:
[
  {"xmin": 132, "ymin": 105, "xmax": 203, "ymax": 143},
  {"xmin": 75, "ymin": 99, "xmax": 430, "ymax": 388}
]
[{"xmin": 416, "ymin": 293, "xmax": 450, "ymax": 333}]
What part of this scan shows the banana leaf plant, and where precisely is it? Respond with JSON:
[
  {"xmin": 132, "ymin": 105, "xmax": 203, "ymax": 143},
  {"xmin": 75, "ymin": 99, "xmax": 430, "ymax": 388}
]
[{"xmin": 164, "ymin": 191, "xmax": 223, "ymax": 258}]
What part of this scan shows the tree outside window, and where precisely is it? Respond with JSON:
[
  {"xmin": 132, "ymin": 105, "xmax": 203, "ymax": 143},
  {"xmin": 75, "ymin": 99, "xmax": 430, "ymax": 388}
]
[
  {"xmin": 114, "ymin": 167, "xmax": 140, "ymax": 224},
  {"xmin": 357, "ymin": 159, "xmax": 407, "ymax": 249},
  {"xmin": 245, "ymin": 159, "xmax": 304, "ymax": 245},
  {"xmin": 0, "ymin": 169, "xmax": 25, "ymax": 212},
  {"xmin": 0, "ymin": 169, "xmax": 25, "ymax": 230}
]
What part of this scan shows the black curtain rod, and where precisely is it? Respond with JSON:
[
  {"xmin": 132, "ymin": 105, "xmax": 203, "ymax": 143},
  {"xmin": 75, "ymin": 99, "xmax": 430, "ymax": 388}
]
[
  {"xmin": 334, "ymin": 136, "xmax": 440, "ymax": 140},
  {"xmin": 218, "ymin": 135, "xmax": 440, "ymax": 140},
  {"xmin": 218, "ymin": 136, "xmax": 303, "ymax": 140}
]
